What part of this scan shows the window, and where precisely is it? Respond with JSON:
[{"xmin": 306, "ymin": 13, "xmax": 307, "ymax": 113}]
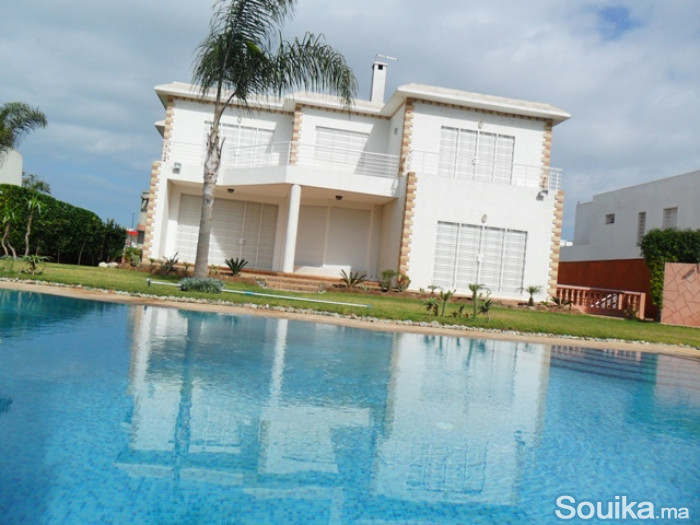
[
  {"xmin": 605, "ymin": 214, "xmax": 615, "ymax": 225},
  {"xmin": 208, "ymin": 122, "xmax": 276, "ymax": 168},
  {"xmin": 636, "ymin": 212, "xmax": 646, "ymax": 246},
  {"xmin": 438, "ymin": 126, "xmax": 515, "ymax": 183},
  {"xmin": 662, "ymin": 207, "xmax": 678, "ymax": 229},
  {"xmin": 433, "ymin": 221, "xmax": 527, "ymax": 293},
  {"xmin": 313, "ymin": 127, "xmax": 369, "ymax": 171}
]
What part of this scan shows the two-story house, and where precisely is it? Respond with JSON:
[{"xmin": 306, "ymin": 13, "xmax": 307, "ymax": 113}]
[{"xmin": 143, "ymin": 63, "xmax": 570, "ymax": 301}]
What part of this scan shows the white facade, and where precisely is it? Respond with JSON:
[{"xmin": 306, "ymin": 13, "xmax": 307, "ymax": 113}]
[
  {"xmin": 0, "ymin": 149, "xmax": 23, "ymax": 186},
  {"xmin": 145, "ymin": 67, "xmax": 569, "ymax": 301},
  {"xmin": 561, "ymin": 170, "xmax": 700, "ymax": 262}
]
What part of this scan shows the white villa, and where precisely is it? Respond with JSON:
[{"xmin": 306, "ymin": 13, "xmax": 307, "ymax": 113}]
[{"xmin": 143, "ymin": 63, "xmax": 570, "ymax": 301}]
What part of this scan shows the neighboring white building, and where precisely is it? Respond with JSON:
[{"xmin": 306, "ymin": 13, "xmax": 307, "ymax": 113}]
[
  {"xmin": 0, "ymin": 149, "xmax": 23, "ymax": 186},
  {"xmin": 144, "ymin": 63, "xmax": 570, "ymax": 301},
  {"xmin": 561, "ymin": 170, "xmax": 700, "ymax": 262}
]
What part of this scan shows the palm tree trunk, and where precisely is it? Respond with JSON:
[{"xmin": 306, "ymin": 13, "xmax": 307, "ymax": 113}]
[
  {"xmin": 1, "ymin": 223, "xmax": 14, "ymax": 257},
  {"xmin": 1, "ymin": 224, "xmax": 7, "ymax": 257},
  {"xmin": 193, "ymin": 125, "xmax": 222, "ymax": 279},
  {"xmin": 24, "ymin": 212, "xmax": 34, "ymax": 257}
]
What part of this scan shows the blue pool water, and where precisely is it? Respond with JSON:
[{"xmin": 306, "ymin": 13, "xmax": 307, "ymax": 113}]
[{"xmin": 0, "ymin": 289, "xmax": 698, "ymax": 524}]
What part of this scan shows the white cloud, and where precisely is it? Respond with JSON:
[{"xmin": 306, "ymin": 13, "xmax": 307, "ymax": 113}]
[{"xmin": 1, "ymin": 0, "xmax": 698, "ymax": 237}]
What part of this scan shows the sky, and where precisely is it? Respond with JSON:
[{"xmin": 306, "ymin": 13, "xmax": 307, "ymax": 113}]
[{"xmin": 1, "ymin": 0, "xmax": 698, "ymax": 239}]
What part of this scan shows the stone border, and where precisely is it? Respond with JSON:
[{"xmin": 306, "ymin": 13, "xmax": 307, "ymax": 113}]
[{"xmin": 1, "ymin": 278, "xmax": 698, "ymax": 358}]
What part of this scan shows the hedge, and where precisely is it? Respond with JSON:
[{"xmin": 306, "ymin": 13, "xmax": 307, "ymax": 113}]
[
  {"xmin": 0, "ymin": 184, "xmax": 126, "ymax": 265},
  {"xmin": 640, "ymin": 228, "xmax": 700, "ymax": 309}
]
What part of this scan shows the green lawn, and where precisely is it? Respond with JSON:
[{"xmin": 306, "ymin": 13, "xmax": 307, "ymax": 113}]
[{"xmin": 2, "ymin": 262, "xmax": 699, "ymax": 349}]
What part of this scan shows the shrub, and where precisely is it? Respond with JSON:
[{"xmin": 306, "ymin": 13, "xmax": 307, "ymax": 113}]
[
  {"xmin": 123, "ymin": 246, "xmax": 142, "ymax": 266},
  {"xmin": 159, "ymin": 253, "xmax": 178, "ymax": 274},
  {"xmin": 641, "ymin": 228, "xmax": 700, "ymax": 309},
  {"xmin": 395, "ymin": 273, "xmax": 411, "ymax": 292},
  {"xmin": 224, "ymin": 257, "xmax": 248, "ymax": 276},
  {"xmin": 380, "ymin": 269, "xmax": 396, "ymax": 292},
  {"xmin": 340, "ymin": 269, "xmax": 366, "ymax": 288},
  {"xmin": 179, "ymin": 277, "xmax": 224, "ymax": 293}
]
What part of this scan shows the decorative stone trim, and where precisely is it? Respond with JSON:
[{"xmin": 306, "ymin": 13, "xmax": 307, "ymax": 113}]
[
  {"xmin": 547, "ymin": 190, "xmax": 565, "ymax": 298},
  {"xmin": 163, "ymin": 97, "xmax": 175, "ymax": 141},
  {"xmin": 398, "ymin": 171, "xmax": 417, "ymax": 275},
  {"xmin": 289, "ymin": 104, "xmax": 303, "ymax": 165},
  {"xmin": 141, "ymin": 161, "xmax": 162, "ymax": 260},
  {"xmin": 399, "ymin": 99, "xmax": 414, "ymax": 175},
  {"xmin": 540, "ymin": 121, "xmax": 553, "ymax": 188}
]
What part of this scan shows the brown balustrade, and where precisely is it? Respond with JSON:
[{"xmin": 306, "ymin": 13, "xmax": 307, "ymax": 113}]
[{"xmin": 555, "ymin": 285, "xmax": 646, "ymax": 320}]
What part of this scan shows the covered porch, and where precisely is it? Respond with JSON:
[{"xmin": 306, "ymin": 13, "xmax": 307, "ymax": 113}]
[{"xmin": 162, "ymin": 179, "xmax": 403, "ymax": 282}]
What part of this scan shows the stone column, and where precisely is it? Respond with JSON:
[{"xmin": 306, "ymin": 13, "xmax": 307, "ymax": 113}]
[{"xmin": 282, "ymin": 184, "xmax": 302, "ymax": 273}]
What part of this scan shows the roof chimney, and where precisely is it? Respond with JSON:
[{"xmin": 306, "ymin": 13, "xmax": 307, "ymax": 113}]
[{"xmin": 370, "ymin": 61, "xmax": 388, "ymax": 104}]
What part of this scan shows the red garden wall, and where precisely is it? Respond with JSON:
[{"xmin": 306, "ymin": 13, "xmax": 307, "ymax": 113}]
[{"xmin": 557, "ymin": 259, "xmax": 657, "ymax": 319}]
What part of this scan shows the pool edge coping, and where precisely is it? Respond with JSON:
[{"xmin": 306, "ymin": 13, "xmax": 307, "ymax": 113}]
[{"xmin": 2, "ymin": 279, "xmax": 698, "ymax": 359}]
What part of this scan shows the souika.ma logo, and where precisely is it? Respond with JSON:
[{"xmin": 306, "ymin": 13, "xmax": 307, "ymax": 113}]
[{"xmin": 555, "ymin": 495, "xmax": 690, "ymax": 520}]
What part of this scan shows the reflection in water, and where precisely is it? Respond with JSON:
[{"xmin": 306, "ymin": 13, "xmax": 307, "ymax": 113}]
[
  {"xmin": 1, "ymin": 291, "xmax": 697, "ymax": 523},
  {"xmin": 119, "ymin": 305, "xmax": 550, "ymax": 515},
  {"xmin": 373, "ymin": 336, "xmax": 549, "ymax": 506}
]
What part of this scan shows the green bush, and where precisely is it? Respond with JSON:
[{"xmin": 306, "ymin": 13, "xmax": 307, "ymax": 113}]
[
  {"xmin": 179, "ymin": 277, "xmax": 224, "ymax": 294},
  {"xmin": 641, "ymin": 228, "xmax": 700, "ymax": 309},
  {"xmin": 0, "ymin": 184, "xmax": 126, "ymax": 265}
]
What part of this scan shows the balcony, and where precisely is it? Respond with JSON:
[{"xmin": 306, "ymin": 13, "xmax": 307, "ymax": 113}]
[
  {"xmin": 407, "ymin": 150, "xmax": 562, "ymax": 191},
  {"xmin": 162, "ymin": 140, "xmax": 400, "ymax": 180},
  {"xmin": 555, "ymin": 284, "xmax": 646, "ymax": 320}
]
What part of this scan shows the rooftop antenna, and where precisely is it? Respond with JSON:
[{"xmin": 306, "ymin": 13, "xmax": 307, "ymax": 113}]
[
  {"xmin": 371, "ymin": 55, "xmax": 398, "ymax": 103},
  {"xmin": 376, "ymin": 54, "xmax": 398, "ymax": 63}
]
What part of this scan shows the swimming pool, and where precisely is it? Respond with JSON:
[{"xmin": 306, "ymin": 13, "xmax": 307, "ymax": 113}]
[{"xmin": 0, "ymin": 289, "xmax": 698, "ymax": 524}]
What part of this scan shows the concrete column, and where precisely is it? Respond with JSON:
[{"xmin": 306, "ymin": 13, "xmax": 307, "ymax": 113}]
[{"xmin": 282, "ymin": 184, "xmax": 301, "ymax": 272}]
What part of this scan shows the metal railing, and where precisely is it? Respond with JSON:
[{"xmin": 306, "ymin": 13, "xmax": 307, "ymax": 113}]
[
  {"xmin": 555, "ymin": 284, "xmax": 646, "ymax": 319},
  {"xmin": 162, "ymin": 140, "xmax": 400, "ymax": 179},
  {"xmin": 408, "ymin": 150, "xmax": 562, "ymax": 191}
]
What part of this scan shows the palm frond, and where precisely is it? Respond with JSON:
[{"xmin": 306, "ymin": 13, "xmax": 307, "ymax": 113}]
[
  {"xmin": 192, "ymin": 0, "xmax": 356, "ymax": 111},
  {"xmin": 0, "ymin": 102, "xmax": 47, "ymax": 151}
]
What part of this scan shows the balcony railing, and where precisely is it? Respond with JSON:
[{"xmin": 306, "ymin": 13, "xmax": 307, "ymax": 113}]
[
  {"xmin": 555, "ymin": 284, "xmax": 646, "ymax": 320},
  {"xmin": 162, "ymin": 140, "xmax": 400, "ymax": 179},
  {"xmin": 407, "ymin": 150, "xmax": 562, "ymax": 191}
]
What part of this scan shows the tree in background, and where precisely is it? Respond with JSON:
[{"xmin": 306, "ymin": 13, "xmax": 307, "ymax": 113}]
[
  {"xmin": 23, "ymin": 191, "xmax": 43, "ymax": 256},
  {"xmin": 1, "ymin": 199, "xmax": 17, "ymax": 258},
  {"xmin": 0, "ymin": 102, "xmax": 47, "ymax": 156},
  {"xmin": 0, "ymin": 184, "xmax": 126, "ymax": 265},
  {"xmin": 22, "ymin": 172, "xmax": 51, "ymax": 194},
  {"xmin": 190, "ymin": 0, "xmax": 357, "ymax": 278}
]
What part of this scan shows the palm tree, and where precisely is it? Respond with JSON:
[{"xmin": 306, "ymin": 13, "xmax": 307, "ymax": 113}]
[
  {"xmin": 0, "ymin": 102, "xmax": 47, "ymax": 156},
  {"xmin": 190, "ymin": 0, "xmax": 357, "ymax": 278},
  {"xmin": 520, "ymin": 285, "xmax": 542, "ymax": 307}
]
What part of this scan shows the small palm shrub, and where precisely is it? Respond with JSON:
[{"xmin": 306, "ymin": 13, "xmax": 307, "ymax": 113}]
[
  {"xmin": 159, "ymin": 253, "xmax": 178, "ymax": 274},
  {"xmin": 224, "ymin": 257, "xmax": 248, "ymax": 276},
  {"xmin": 380, "ymin": 269, "xmax": 397, "ymax": 292},
  {"xmin": 521, "ymin": 285, "xmax": 542, "ymax": 306},
  {"xmin": 21, "ymin": 254, "xmax": 51, "ymax": 275},
  {"xmin": 340, "ymin": 269, "xmax": 366, "ymax": 288},
  {"xmin": 179, "ymin": 277, "xmax": 224, "ymax": 293}
]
